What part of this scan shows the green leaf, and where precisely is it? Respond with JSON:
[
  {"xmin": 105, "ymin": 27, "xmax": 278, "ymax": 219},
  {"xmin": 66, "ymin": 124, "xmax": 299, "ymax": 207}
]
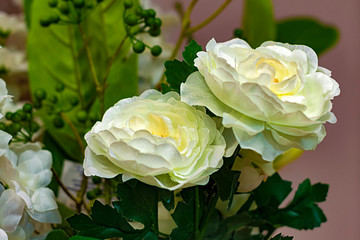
[
  {"xmin": 57, "ymin": 201, "xmax": 76, "ymax": 230},
  {"xmin": 164, "ymin": 40, "xmax": 202, "ymax": 93},
  {"xmin": 243, "ymin": 0, "xmax": 276, "ymax": 47},
  {"xmin": 67, "ymin": 201, "xmax": 144, "ymax": 239},
  {"xmin": 182, "ymin": 40, "xmax": 202, "ymax": 69},
  {"xmin": 69, "ymin": 236, "xmax": 99, "ymax": 240},
  {"xmin": 115, "ymin": 180, "xmax": 158, "ymax": 228},
  {"xmin": 170, "ymin": 201, "xmax": 195, "ymax": 240},
  {"xmin": 23, "ymin": 0, "xmax": 33, "ymax": 29},
  {"xmin": 253, "ymin": 173, "xmax": 292, "ymax": 208},
  {"xmin": 270, "ymin": 233, "xmax": 293, "ymax": 240},
  {"xmin": 211, "ymin": 148, "xmax": 241, "ymax": 208},
  {"xmin": 276, "ymin": 18, "xmax": 339, "ymax": 55},
  {"xmin": 45, "ymin": 229, "xmax": 69, "ymax": 240},
  {"xmin": 27, "ymin": 0, "xmax": 138, "ymax": 160},
  {"xmin": 158, "ymin": 188, "xmax": 175, "ymax": 211},
  {"xmin": 164, "ymin": 60, "xmax": 193, "ymax": 93}
]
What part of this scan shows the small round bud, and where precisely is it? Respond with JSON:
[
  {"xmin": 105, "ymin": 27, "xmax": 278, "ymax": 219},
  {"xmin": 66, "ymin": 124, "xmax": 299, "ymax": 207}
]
[
  {"xmin": 125, "ymin": 14, "xmax": 139, "ymax": 26},
  {"xmin": 76, "ymin": 111, "xmax": 88, "ymax": 123},
  {"xmin": 233, "ymin": 28, "xmax": 243, "ymax": 38},
  {"xmin": 40, "ymin": 16, "xmax": 52, "ymax": 27},
  {"xmin": 147, "ymin": 9, "xmax": 156, "ymax": 18},
  {"xmin": 145, "ymin": 17, "xmax": 154, "ymax": 27},
  {"xmin": 140, "ymin": 9, "xmax": 149, "ymax": 18},
  {"xmin": 16, "ymin": 110, "xmax": 27, "ymax": 121},
  {"xmin": 93, "ymin": 188, "xmax": 102, "ymax": 196},
  {"xmin": 48, "ymin": 0, "xmax": 58, "ymax": 8},
  {"xmin": 5, "ymin": 112, "xmax": 12, "ymax": 120},
  {"xmin": 50, "ymin": 95, "xmax": 58, "ymax": 104},
  {"xmin": 89, "ymin": 112, "xmax": 98, "ymax": 123},
  {"xmin": 153, "ymin": 18, "xmax": 162, "ymax": 28},
  {"xmin": 11, "ymin": 123, "xmax": 22, "ymax": 133},
  {"xmin": 11, "ymin": 112, "xmax": 22, "ymax": 123},
  {"xmin": 132, "ymin": 41, "xmax": 145, "ymax": 54},
  {"xmin": 0, "ymin": 122, "xmax": 5, "ymax": 131},
  {"xmin": 34, "ymin": 89, "xmax": 47, "ymax": 101},
  {"xmin": 86, "ymin": 191, "xmax": 96, "ymax": 200},
  {"xmin": 33, "ymin": 100, "xmax": 42, "ymax": 109},
  {"xmin": 123, "ymin": 0, "xmax": 133, "ymax": 9},
  {"xmin": 135, "ymin": 7, "xmax": 143, "ymax": 16},
  {"xmin": 49, "ymin": 13, "xmax": 60, "ymax": 24},
  {"xmin": 70, "ymin": 96, "xmax": 79, "ymax": 107},
  {"xmin": 23, "ymin": 103, "xmax": 33, "ymax": 113},
  {"xmin": 25, "ymin": 113, "xmax": 32, "ymax": 121},
  {"xmin": 73, "ymin": 0, "xmax": 85, "ymax": 8},
  {"xmin": 92, "ymin": 176, "xmax": 102, "ymax": 184},
  {"xmin": 30, "ymin": 121, "xmax": 40, "ymax": 132},
  {"xmin": 85, "ymin": 0, "xmax": 94, "ymax": 9},
  {"xmin": 53, "ymin": 115, "xmax": 64, "ymax": 128},
  {"xmin": 96, "ymin": 0, "xmax": 104, "ymax": 3},
  {"xmin": 55, "ymin": 82, "xmax": 65, "ymax": 92},
  {"xmin": 151, "ymin": 45, "xmax": 162, "ymax": 57},
  {"xmin": 149, "ymin": 28, "xmax": 161, "ymax": 37},
  {"xmin": 58, "ymin": 2, "xmax": 70, "ymax": 15}
]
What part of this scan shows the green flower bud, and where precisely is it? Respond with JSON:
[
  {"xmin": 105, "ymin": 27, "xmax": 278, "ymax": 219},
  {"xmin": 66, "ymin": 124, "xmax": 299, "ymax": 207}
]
[
  {"xmin": 86, "ymin": 191, "xmax": 96, "ymax": 200},
  {"xmin": 145, "ymin": 17, "xmax": 154, "ymax": 27},
  {"xmin": 16, "ymin": 110, "xmax": 27, "ymax": 121},
  {"xmin": 23, "ymin": 103, "xmax": 33, "ymax": 113},
  {"xmin": 11, "ymin": 112, "xmax": 22, "ymax": 123},
  {"xmin": 30, "ymin": 121, "xmax": 40, "ymax": 132},
  {"xmin": 55, "ymin": 82, "xmax": 65, "ymax": 92},
  {"xmin": 73, "ymin": 0, "xmax": 85, "ymax": 8},
  {"xmin": 70, "ymin": 96, "xmax": 79, "ymax": 107},
  {"xmin": 123, "ymin": 0, "xmax": 133, "ymax": 9},
  {"xmin": 125, "ymin": 14, "xmax": 139, "ymax": 26},
  {"xmin": 153, "ymin": 18, "xmax": 162, "ymax": 28},
  {"xmin": 40, "ymin": 16, "xmax": 52, "ymax": 27},
  {"xmin": 149, "ymin": 28, "xmax": 161, "ymax": 37},
  {"xmin": 233, "ymin": 28, "xmax": 243, "ymax": 38},
  {"xmin": 96, "ymin": 0, "xmax": 104, "ymax": 3},
  {"xmin": 34, "ymin": 89, "xmax": 47, "ymax": 101},
  {"xmin": 89, "ymin": 112, "xmax": 99, "ymax": 123},
  {"xmin": 140, "ymin": 9, "xmax": 149, "ymax": 18},
  {"xmin": 132, "ymin": 41, "xmax": 145, "ymax": 54},
  {"xmin": 147, "ymin": 9, "xmax": 156, "ymax": 18},
  {"xmin": 58, "ymin": 2, "xmax": 70, "ymax": 15},
  {"xmin": 33, "ymin": 100, "xmax": 42, "ymax": 109},
  {"xmin": 50, "ymin": 95, "xmax": 58, "ymax": 104},
  {"xmin": 5, "ymin": 112, "xmax": 12, "ymax": 120},
  {"xmin": 11, "ymin": 123, "xmax": 22, "ymax": 133},
  {"xmin": 53, "ymin": 115, "xmax": 64, "ymax": 128},
  {"xmin": 0, "ymin": 122, "xmax": 6, "ymax": 131},
  {"xmin": 49, "ymin": 13, "xmax": 60, "ymax": 24},
  {"xmin": 48, "ymin": 0, "xmax": 58, "ymax": 8},
  {"xmin": 151, "ymin": 45, "xmax": 162, "ymax": 57},
  {"xmin": 135, "ymin": 7, "xmax": 143, "ymax": 16},
  {"xmin": 91, "ymin": 176, "xmax": 102, "ymax": 184},
  {"xmin": 76, "ymin": 110, "xmax": 88, "ymax": 123}
]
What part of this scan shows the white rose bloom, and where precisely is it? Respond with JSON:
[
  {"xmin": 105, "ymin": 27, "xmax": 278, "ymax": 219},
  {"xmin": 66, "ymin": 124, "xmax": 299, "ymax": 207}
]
[
  {"xmin": 0, "ymin": 131, "xmax": 61, "ymax": 239},
  {"xmin": 0, "ymin": 12, "xmax": 26, "ymax": 38},
  {"xmin": 84, "ymin": 90, "xmax": 226, "ymax": 190},
  {"xmin": 181, "ymin": 38, "xmax": 340, "ymax": 161}
]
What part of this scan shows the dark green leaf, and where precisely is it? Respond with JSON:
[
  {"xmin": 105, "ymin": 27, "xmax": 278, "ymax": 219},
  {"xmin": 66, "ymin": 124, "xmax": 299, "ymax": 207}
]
[
  {"xmin": 67, "ymin": 201, "xmax": 144, "ymax": 239},
  {"xmin": 158, "ymin": 188, "xmax": 175, "ymax": 211},
  {"xmin": 160, "ymin": 83, "xmax": 173, "ymax": 94},
  {"xmin": 69, "ymin": 236, "xmax": 99, "ymax": 240},
  {"xmin": 253, "ymin": 173, "xmax": 292, "ymax": 208},
  {"xmin": 277, "ymin": 18, "xmax": 339, "ymax": 55},
  {"xmin": 270, "ymin": 233, "xmax": 293, "ymax": 240},
  {"xmin": 45, "ymin": 229, "xmax": 69, "ymax": 240},
  {"xmin": 164, "ymin": 60, "xmax": 193, "ymax": 93},
  {"xmin": 115, "ymin": 180, "xmax": 158, "ymax": 228},
  {"xmin": 212, "ymin": 152, "xmax": 241, "ymax": 207},
  {"xmin": 182, "ymin": 40, "xmax": 202, "ymax": 68},
  {"xmin": 243, "ymin": 0, "xmax": 276, "ymax": 47},
  {"xmin": 170, "ymin": 201, "xmax": 195, "ymax": 240}
]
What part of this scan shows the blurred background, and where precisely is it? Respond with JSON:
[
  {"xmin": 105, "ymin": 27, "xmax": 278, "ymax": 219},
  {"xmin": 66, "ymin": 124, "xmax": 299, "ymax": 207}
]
[{"xmin": 1, "ymin": 0, "xmax": 359, "ymax": 239}]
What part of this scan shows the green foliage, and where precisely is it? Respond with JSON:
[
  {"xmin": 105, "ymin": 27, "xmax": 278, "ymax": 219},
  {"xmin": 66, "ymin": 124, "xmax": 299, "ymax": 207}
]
[
  {"xmin": 67, "ymin": 201, "xmax": 145, "ymax": 239},
  {"xmin": 45, "ymin": 229, "xmax": 69, "ymax": 240},
  {"xmin": 211, "ymin": 148, "xmax": 241, "ymax": 208},
  {"xmin": 251, "ymin": 174, "xmax": 329, "ymax": 230},
  {"xmin": 243, "ymin": 0, "xmax": 276, "ymax": 47},
  {"xmin": 164, "ymin": 40, "xmax": 202, "ymax": 93},
  {"xmin": 270, "ymin": 233, "xmax": 294, "ymax": 240},
  {"xmin": 277, "ymin": 18, "xmax": 339, "ymax": 55},
  {"xmin": 27, "ymin": 0, "xmax": 138, "ymax": 161}
]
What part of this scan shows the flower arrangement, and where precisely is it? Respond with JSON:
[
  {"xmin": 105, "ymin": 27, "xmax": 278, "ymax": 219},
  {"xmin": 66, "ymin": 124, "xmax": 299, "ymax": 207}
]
[{"xmin": 0, "ymin": 0, "xmax": 339, "ymax": 239}]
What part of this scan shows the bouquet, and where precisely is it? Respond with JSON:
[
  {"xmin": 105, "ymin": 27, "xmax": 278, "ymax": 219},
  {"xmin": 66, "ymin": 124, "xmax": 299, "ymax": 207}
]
[{"xmin": 0, "ymin": 0, "xmax": 340, "ymax": 239}]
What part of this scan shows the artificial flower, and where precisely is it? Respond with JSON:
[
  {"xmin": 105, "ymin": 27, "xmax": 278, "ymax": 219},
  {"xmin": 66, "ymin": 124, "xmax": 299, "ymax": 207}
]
[
  {"xmin": 181, "ymin": 38, "xmax": 340, "ymax": 161},
  {"xmin": 84, "ymin": 90, "xmax": 226, "ymax": 190}
]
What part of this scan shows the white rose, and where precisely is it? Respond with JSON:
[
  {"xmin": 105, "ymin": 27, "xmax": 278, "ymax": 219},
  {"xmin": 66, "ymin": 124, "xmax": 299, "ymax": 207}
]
[
  {"xmin": 84, "ymin": 90, "xmax": 226, "ymax": 190},
  {"xmin": 0, "ymin": 47, "xmax": 27, "ymax": 74},
  {"xmin": 0, "ymin": 131, "xmax": 61, "ymax": 239},
  {"xmin": 0, "ymin": 12, "xmax": 26, "ymax": 38},
  {"xmin": 0, "ymin": 79, "xmax": 12, "ymax": 118},
  {"xmin": 181, "ymin": 38, "xmax": 340, "ymax": 161}
]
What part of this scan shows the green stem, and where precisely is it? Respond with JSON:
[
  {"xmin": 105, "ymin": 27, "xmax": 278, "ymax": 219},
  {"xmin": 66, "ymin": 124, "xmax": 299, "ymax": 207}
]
[
  {"xmin": 195, "ymin": 187, "xmax": 201, "ymax": 239},
  {"xmin": 198, "ymin": 192, "xmax": 219, "ymax": 240},
  {"xmin": 187, "ymin": 0, "xmax": 233, "ymax": 34}
]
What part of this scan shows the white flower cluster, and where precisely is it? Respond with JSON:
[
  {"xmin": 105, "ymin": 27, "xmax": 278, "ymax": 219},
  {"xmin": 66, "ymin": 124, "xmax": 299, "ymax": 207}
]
[{"xmin": 0, "ymin": 80, "xmax": 60, "ymax": 240}]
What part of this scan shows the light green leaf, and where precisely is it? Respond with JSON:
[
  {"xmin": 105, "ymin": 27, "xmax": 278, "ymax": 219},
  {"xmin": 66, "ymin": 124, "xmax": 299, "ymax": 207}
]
[
  {"xmin": 277, "ymin": 18, "xmax": 339, "ymax": 55},
  {"xmin": 27, "ymin": 0, "xmax": 138, "ymax": 161},
  {"xmin": 45, "ymin": 229, "xmax": 69, "ymax": 240},
  {"xmin": 243, "ymin": 0, "xmax": 276, "ymax": 47}
]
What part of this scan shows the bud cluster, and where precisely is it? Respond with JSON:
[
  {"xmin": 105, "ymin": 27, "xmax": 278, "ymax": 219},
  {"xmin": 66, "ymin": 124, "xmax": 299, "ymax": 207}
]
[{"xmin": 123, "ymin": 0, "xmax": 163, "ymax": 57}]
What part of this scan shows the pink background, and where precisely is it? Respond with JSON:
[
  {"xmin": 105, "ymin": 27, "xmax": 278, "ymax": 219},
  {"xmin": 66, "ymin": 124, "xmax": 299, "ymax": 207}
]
[{"xmin": 1, "ymin": 0, "xmax": 359, "ymax": 239}]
